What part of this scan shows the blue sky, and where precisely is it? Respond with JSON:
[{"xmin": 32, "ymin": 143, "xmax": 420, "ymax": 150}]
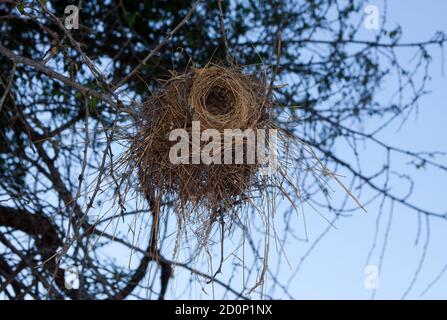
[{"xmin": 276, "ymin": 0, "xmax": 447, "ymax": 299}]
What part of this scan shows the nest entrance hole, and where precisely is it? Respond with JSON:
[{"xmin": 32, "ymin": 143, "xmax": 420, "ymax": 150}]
[{"xmin": 204, "ymin": 86, "xmax": 235, "ymax": 116}]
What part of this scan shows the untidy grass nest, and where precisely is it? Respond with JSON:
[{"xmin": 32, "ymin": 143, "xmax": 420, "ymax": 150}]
[{"xmin": 126, "ymin": 64, "xmax": 277, "ymax": 219}]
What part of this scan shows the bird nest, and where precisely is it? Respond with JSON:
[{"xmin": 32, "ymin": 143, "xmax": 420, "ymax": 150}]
[
  {"xmin": 115, "ymin": 64, "xmax": 297, "ymax": 254},
  {"xmin": 130, "ymin": 65, "xmax": 275, "ymax": 205}
]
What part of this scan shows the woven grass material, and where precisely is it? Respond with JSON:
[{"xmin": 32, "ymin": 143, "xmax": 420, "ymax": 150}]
[{"xmin": 127, "ymin": 65, "xmax": 274, "ymax": 216}]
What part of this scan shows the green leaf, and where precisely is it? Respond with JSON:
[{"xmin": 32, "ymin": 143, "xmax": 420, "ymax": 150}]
[
  {"xmin": 88, "ymin": 97, "xmax": 98, "ymax": 112},
  {"xmin": 17, "ymin": 3, "xmax": 25, "ymax": 14}
]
